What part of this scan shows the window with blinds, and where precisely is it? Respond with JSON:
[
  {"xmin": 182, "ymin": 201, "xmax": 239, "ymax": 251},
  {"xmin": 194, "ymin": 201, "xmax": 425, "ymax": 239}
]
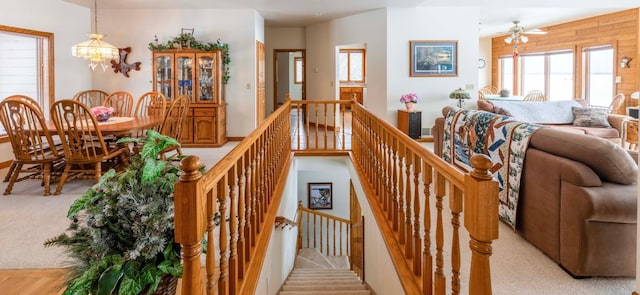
[{"xmin": 0, "ymin": 25, "xmax": 53, "ymax": 136}]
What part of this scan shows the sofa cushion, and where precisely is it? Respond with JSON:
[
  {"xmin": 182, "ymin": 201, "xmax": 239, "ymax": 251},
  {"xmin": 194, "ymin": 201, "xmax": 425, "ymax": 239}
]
[
  {"xmin": 529, "ymin": 128, "xmax": 637, "ymax": 185},
  {"xmin": 572, "ymin": 107, "xmax": 611, "ymax": 128}
]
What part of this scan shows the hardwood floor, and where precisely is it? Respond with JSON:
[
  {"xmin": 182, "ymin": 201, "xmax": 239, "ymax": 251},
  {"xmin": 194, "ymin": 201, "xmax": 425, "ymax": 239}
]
[{"xmin": 0, "ymin": 269, "xmax": 67, "ymax": 295}]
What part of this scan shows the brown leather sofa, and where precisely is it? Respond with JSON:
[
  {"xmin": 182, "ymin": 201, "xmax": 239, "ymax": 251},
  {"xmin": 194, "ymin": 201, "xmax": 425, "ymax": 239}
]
[{"xmin": 433, "ymin": 107, "xmax": 638, "ymax": 277}]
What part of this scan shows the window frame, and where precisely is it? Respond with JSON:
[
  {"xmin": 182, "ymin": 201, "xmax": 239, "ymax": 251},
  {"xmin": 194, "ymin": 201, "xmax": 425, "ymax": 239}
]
[
  {"xmin": 339, "ymin": 48, "xmax": 366, "ymax": 83},
  {"xmin": 0, "ymin": 25, "xmax": 54, "ymax": 139},
  {"xmin": 582, "ymin": 44, "xmax": 615, "ymax": 107}
]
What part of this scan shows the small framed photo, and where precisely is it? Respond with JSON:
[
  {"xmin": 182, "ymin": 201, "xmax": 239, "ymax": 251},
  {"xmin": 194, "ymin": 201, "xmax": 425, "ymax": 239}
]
[
  {"xmin": 308, "ymin": 182, "xmax": 333, "ymax": 210},
  {"xmin": 409, "ymin": 40, "xmax": 458, "ymax": 77}
]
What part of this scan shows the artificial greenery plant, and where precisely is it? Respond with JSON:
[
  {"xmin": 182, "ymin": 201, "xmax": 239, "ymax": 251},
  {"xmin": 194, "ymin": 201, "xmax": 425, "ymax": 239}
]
[
  {"xmin": 149, "ymin": 33, "xmax": 231, "ymax": 84},
  {"xmin": 44, "ymin": 130, "xmax": 197, "ymax": 295}
]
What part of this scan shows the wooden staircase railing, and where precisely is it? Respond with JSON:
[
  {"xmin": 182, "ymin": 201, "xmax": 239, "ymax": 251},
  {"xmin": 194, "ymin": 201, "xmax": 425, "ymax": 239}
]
[
  {"xmin": 297, "ymin": 202, "xmax": 352, "ymax": 258},
  {"xmin": 173, "ymin": 98, "xmax": 499, "ymax": 295}
]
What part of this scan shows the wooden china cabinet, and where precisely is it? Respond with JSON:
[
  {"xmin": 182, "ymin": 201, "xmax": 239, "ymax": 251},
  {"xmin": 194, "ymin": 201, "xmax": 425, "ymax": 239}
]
[{"xmin": 152, "ymin": 48, "xmax": 227, "ymax": 147}]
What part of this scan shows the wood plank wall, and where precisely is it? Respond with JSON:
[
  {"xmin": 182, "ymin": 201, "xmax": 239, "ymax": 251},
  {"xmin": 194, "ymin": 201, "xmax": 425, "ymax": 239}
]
[{"xmin": 491, "ymin": 8, "xmax": 640, "ymax": 106}]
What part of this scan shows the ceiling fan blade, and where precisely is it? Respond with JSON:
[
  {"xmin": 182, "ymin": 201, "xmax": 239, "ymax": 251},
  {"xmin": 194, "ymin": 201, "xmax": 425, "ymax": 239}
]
[{"xmin": 524, "ymin": 29, "xmax": 547, "ymax": 35}]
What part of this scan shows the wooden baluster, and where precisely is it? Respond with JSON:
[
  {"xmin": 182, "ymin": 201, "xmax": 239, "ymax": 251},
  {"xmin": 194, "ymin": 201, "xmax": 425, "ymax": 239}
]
[
  {"xmin": 206, "ymin": 190, "xmax": 217, "ymax": 295},
  {"xmin": 244, "ymin": 151, "xmax": 253, "ymax": 259},
  {"xmin": 398, "ymin": 144, "xmax": 406, "ymax": 246},
  {"xmin": 340, "ymin": 103, "xmax": 346, "ymax": 150},
  {"xmin": 403, "ymin": 149, "xmax": 412, "ymax": 258},
  {"xmin": 450, "ymin": 185, "xmax": 463, "ymax": 295},
  {"xmin": 339, "ymin": 222, "xmax": 343, "ymax": 256},
  {"xmin": 237, "ymin": 158, "xmax": 246, "ymax": 279},
  {"xmin": 251, "ymin": 143, "xmax": 259, "ymax": 239},
  {"xmin": 218, "ymin": 177, "xmax": 229, "ymax": 295},
  {"xmin": 174, "ymin": 156, "xmax": 205, "ymax": 295},
  {"xmin": 419, "ymin": 159, "xmax": 431, "ymax": 280},
  {"xmin": 466, "ymin": 155, "xmax": 499, "ymax": 295},
  {"xmin": 306, "ymin": 211, "xmax": 310, "ymax": 248},
  {"xmin": 228, "ymin": 168, "xmax": 238, "ymax": 295},
  {"xmin": 392, "ymin": 137, "xmax": 399, "ymax": 232},
  {"xmin": 320, "ymin": 216, "xmax": 324, "ymax": 254},
  {"xmin": 314, "ymin": 103, "xmax": 319, "ymax": 148},
  {"xmin": 434, "ymin": 171, "xmax": 446, "ymax": 295},
  {"xmin": 333, "ymin": 219, "xmax": 337, "ymax": 256},
  {"xmin": 324, "ymin": 102, "xmax": 328, "ymax": 150}
]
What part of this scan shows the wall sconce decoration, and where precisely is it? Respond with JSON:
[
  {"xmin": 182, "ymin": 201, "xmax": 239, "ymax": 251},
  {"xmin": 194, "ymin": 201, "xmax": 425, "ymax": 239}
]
[
  {"xmin": 110, "ymin": 47, "xmax": 141, "ymax": 78},
  {"xmin": 620, "ymin": 56, "xmax": 632, "ymax": 68}
]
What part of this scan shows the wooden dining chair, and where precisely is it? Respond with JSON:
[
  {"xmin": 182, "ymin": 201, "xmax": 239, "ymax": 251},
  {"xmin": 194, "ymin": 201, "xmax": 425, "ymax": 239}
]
[
  {"xmin": 134, "ymin": 91, "xmax": 167, "ymax": 119},
  {"xmin": 0, "ymin": 96, "xmax": 64, "ymax": 196},
  {"xmin": 158, "ymin": 95, "xmax": 190, "ymax": 159},
  {"xmin": 479, "ymin": 85, "xmax": 498, "ymax": 95},
  {"xmin": 523, "ymin": 90, "xmax": 546, "ymax": 101},
  {"xmin": 73, "ymin": 90, "xmax": 109, "ymax": 108},
  {"xmin": 104, "ymin": 91, "xmax": 134, "ymax": 117},
  {"xmin": 49, "ymin": 100, "xmax": 130, "ymax": 195}
]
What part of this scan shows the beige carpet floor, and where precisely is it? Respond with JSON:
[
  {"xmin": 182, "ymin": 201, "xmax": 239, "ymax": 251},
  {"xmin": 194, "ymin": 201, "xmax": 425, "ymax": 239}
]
[{"xmin": 0, "ymin": 141, "xmax": 635, "ymax": 294}]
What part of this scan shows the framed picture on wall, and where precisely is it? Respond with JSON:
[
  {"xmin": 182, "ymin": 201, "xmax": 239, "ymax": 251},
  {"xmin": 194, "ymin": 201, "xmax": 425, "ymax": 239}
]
[
  {"xmin": 308, "ymin": 182, "xmax": 333, "ymax": 210},
  {"xmin": 409, "ymin": 40, "xmax": 458, "ymax": 77}
]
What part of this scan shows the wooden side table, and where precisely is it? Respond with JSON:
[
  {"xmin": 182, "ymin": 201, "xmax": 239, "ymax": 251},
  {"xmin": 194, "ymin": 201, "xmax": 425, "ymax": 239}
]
[
  {"xmin": 397, "ymin": 109, "xmax": 421, "ymax": 139},
  {"xmin": 622, "ymin": 119, "xmax": 639, "ymax": 151}
]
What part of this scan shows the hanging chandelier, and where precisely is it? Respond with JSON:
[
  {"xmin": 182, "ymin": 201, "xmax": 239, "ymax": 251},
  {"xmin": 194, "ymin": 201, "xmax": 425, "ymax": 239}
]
[{"xmin": 71, "ymin": 0, "xmax": 118, "ymax": 71}]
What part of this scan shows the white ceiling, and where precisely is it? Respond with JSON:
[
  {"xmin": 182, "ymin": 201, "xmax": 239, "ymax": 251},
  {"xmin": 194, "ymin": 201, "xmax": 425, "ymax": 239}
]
[{"xmin": 64, "ymin": 0, "xmax": 639, "ymax": 37}]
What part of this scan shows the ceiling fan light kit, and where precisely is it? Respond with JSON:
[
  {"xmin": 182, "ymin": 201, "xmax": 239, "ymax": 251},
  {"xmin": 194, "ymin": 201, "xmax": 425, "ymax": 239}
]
[{"xmin": 504, "ymin": 20, "xmax": 546, "ymax": 57}]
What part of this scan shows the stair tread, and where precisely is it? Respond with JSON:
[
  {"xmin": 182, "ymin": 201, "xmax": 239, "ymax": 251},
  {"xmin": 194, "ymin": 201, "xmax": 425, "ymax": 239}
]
[
  {"xmin": 278, "ymin": 291, "xmax": 371, "ymax": 295},
  {"xmin": 282, "ymin": 284, "xmax": 367, "ymax": 291}
]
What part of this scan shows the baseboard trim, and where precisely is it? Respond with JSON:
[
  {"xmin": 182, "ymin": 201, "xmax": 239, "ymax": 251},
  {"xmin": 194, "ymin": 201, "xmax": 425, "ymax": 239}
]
[{"xmin": 227, "ymin": 137, "xmax": 245, "ymax": 141}]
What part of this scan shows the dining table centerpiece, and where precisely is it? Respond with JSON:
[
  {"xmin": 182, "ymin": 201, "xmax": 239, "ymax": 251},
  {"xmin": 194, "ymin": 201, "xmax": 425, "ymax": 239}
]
[
  {"xmin": 400, "ymin": 93, "xmax": 419, "ymax": 112},
  {"xmin": 90, "ymin": 106, "xmax": 115, "ymax": 122},
  {"xmin": 44, "ymin": 130, "xmax": 199, "ymax": 295}
]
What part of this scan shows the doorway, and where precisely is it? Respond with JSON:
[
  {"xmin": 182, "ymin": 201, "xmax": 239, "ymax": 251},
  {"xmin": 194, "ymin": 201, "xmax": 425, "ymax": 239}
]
[{"xmin": 273, "ymin": 49, "xmax": 306, "ymax": 109}]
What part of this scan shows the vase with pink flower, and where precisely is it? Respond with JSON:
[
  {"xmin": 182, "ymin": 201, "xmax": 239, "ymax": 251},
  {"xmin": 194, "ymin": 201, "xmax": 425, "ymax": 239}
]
[
  {"xmin": 400, "ymin": 93, "xmax": 419, "ymax": 112},
  {"xmin": 90, "ymin": 106, "xmax": 115, "ymax": 122}
]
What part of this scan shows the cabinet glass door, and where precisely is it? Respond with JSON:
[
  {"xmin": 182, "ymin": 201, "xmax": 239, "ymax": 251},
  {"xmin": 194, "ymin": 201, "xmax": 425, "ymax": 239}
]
[
  {"xmin": 155, "ymin": 54, "xmax": 173, "ymax": 100},
  {"xmin": 197, "ymin": 53, "xmax": 215, "ymax": 102},
  {"xmin": 176, "ymin": 54, "xmax": 194, "ymax": 100}
]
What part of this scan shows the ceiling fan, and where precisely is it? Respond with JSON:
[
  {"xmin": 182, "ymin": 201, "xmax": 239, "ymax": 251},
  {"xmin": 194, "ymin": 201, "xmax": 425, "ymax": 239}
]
[{"xmin": 504, "ymin": 20, "xmax": 547, "ymax": 44}]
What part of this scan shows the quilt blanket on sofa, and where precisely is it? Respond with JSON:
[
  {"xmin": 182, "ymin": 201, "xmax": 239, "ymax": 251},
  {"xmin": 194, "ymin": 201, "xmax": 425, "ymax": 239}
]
[{"xmin": 442, "ymin": 108, "xmax": 540, "ymax": 227}]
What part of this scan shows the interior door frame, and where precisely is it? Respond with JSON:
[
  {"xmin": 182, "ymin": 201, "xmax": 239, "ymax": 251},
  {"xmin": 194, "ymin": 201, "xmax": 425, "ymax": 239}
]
[{"xmin": 273, "ymin": 49, "xmax": 306, "ymax": 109}]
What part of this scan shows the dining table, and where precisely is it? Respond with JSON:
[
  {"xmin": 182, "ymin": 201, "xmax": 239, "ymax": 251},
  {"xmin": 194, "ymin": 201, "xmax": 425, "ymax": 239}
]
[{"xmin": 43, "ymin": 115, "xmax": 164, "ymax": 137}]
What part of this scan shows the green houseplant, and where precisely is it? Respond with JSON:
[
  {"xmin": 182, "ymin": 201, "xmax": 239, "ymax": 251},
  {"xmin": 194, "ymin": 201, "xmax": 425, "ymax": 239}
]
[{"xmin": 44, "ymin": 130, "xmax": 195, "ymax": 295}]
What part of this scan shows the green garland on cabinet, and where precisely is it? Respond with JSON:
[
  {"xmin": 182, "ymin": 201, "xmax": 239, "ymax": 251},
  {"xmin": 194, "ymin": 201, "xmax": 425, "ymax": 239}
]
[{"xmin": 149, "ymin": 33, "xmax": 231, "ymax": 84}]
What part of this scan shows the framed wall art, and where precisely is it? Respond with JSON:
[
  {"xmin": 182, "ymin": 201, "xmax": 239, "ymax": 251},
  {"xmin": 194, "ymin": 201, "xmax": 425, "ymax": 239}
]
[
  {"xmin": 409, "ymin": 40, "xmax": 458, "ymax": 77},
  {"xmin": 308, "ymin": 182, "xmax": 333, "ymax": 210}
]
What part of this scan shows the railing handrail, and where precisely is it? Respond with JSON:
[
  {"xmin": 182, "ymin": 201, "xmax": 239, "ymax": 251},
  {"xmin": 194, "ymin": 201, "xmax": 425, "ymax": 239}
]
[{"xmin": 298, "ymin": 206, "xmax": 351, "ymax": 224}]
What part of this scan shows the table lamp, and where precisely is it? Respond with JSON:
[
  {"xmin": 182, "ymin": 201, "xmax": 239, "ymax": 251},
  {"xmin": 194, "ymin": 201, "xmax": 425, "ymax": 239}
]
[{"xmin": 449, "ymin": 88, "xmax": 471, "ymax": 108}]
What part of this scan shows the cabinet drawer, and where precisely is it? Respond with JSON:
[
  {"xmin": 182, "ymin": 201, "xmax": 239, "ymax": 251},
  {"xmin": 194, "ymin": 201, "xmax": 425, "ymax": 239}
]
[{"xmin": 194, "ymin": 109, "xmax": 216, "ymax": 117}]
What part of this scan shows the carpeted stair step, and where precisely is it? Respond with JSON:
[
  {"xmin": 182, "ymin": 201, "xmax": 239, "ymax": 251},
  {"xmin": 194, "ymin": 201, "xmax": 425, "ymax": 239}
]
[
  {"xmin": 296, "ymin": 248, "xmax": 336, "ymax": 269},
  {"xmin": 281, "ymin": 283, "xmax": 367, "ymax": 291},
  {"xmin": 278, "ymin": 291, "xmax": 371, "ymax": 295},
  {"xmin": 294, "ymin": 255, "xmax": 332, "ymax": 269}
]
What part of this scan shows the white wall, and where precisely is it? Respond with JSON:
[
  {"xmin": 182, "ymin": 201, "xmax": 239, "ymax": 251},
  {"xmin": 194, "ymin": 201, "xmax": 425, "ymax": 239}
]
[
  {"xmin": 265, "ymin": 27, "xmax": 306, "ymax": 114},
  {"xmin": 90, "ymin": 8, "xmax": 260, "ymax": 137},
  {"xmin": 256, "ymin": 160, "xmax": 299, "ymax": 295},
  {"xmin": 296, "ymin": 157, "xmax": 351, "ymax": 220},
  {"xmin": 345, "ymin": 158, "xmax": 404, "ymax": 294},
  {"xmin": 306, "ymin": 9, "xmax": 387, "ymax": 119},
  {"xmin": 387, "ymin": 7, "xmax": 480, "ymax": 130},
  {"xmin": 479, "ymin": 37, "xmax": 492, "ymax": 88}
]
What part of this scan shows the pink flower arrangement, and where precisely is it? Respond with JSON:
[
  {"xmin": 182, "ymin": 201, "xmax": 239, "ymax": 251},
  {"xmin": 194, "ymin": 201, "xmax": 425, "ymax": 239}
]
[
  {"xmin": 400, "ymin": 93, "xmax": 418, "ymax": 104},
  {"xmin": 90, "ymin": 106, "xmax": 115, "ymax": 117}
]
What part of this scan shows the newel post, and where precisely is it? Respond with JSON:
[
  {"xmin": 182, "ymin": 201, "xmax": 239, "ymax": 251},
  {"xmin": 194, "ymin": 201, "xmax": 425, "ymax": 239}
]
[
  {"xmin": 174, "ymin": 156, "xmax": 206, "ymax": 294},
  {"xmin": 464, "ymin": 155, "xmax": 499, "ymax": 295}
]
